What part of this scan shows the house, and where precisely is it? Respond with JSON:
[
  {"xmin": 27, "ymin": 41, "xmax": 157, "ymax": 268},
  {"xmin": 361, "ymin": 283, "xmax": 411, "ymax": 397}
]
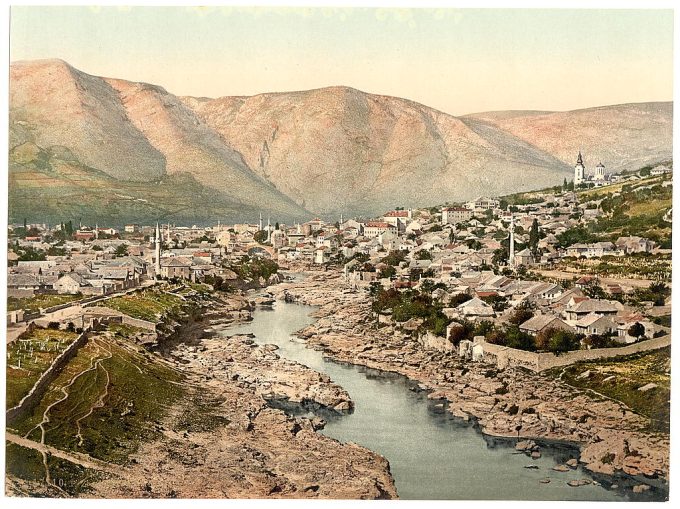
[
  {"xmin": 314, "ymin": 246, "xmax": 331, "ymax": 264},
  {"xmin": 160, "ymin": 257, "xmax": 192, "ymax": 280},
  {"xmin": 565, "ymin": 242, "xmax": 620, "ymax": 258},
  {"xmin": 442, "ymin": 207, "xmax": 473, "ymax": 225},
  {"xmin": 574, "ymin": 313, "xmax": 618, "ymax": 336},
  {"xmin": 54, "ymin": 273, "xmax": 90, "ymax": 294},
  {"xmin": 465, "ymin": 197, "xmax": 499, "ymax": 211},
  {"xmin": 564, "ymin": 299, "xmax": 621, "ymax": 322},
  {"xmin": 124, "ymin": 224, "xmax": 140, "ymax": 233},
  {"xmin": 457, "ymin": 297, "xmax": 495, "ymax": 318},
  {"xmin": 514, "ymin": 248, "xmax": 536, "ymax": 266},
  {"xmin": 615, "ymin": 236, "xmax": 655, "ymax": 254},
  {"xmin": 362, "ymin": 222, "xmax": 397, "ymax": 238},
  {"xmin": 519, "ymin": 314, "xmax": 571, "ymax": 335}
]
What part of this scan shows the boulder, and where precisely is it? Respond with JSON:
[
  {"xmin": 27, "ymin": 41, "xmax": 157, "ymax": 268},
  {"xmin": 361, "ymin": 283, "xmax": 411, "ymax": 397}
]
[{"xmin": 637, "ymin": 383, "xmax": 658, "ymax": 392}]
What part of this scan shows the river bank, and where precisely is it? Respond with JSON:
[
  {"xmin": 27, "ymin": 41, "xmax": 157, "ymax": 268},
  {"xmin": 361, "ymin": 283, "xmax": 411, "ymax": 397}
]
[
  {"xmin": 268, "ymin": 270, "xmax": 669, "ymax": 499},
  {"xmin": 86, "ymin": 290, "xmax": 396, "ymax": 499}
]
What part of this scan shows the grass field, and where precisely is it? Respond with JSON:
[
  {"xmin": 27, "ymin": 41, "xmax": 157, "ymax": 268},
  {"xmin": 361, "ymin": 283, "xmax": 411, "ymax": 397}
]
[
  {"xmin": 577, "ymin": 175, "xmax": 665, "ymax": 199},
  {"xmin": 11, "ymin": 331, "xmax": 186, "ymax": 465},
  {"xmin": 551, "ymin": 347, "xmax": 670, "ymax": 433},
  {"xmin": 5, "ymin": 442, "xmax": 110, "ymax": 497},
  {"xmin": 99, "ymin": 288, "xmax": 185, "ymax": 321},
  {"xmin": 6, "ymin": 328, "xmax": 79, "ymax": 409},
  {"xmin": 7, "ymin": 293, "xmax": 82, "ymax": 313}
]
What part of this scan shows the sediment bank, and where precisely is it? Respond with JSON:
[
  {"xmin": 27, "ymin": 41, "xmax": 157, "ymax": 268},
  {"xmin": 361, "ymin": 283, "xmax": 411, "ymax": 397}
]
[{"xmin": 87, "ymin": 289, "xmax": 396, "ymax": 499}]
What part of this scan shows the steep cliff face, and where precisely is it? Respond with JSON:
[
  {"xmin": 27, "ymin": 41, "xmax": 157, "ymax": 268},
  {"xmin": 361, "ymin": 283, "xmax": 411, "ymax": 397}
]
[{"xmin": 104, "ymin": 78, "xmax": 309, "ymax": 218}]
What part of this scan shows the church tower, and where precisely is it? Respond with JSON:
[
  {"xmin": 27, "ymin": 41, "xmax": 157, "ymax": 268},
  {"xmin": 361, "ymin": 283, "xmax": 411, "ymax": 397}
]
[
  {"xmin": 574, "ymin": 152, "xmax": 586, "ymax": 186},
  {"xmin": 595, "ymin": 162, "xmax": 605, "ymax": 181}
]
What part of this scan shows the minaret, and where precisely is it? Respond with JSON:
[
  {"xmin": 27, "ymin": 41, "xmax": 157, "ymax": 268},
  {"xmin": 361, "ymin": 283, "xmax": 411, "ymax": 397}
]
[
  {"xmin": 154, "ymin": 222, "xmax": 162, "ymax": 276},
  {"xmin": 509, "ymin": 215, "xmax": 516, "ymax": 267},
  {"xmin": 340, "ymin": 213, "xmax": 344, "ymax": 226},
  {"xmin": 259, "ymin": 212, "xmax": 263, "ymax": 231},
  {"xmin": 266, "ymin": 215, "xmax": 271, "ymax": 243},
  {"xmin": 95, "ymin": 223, "xmax": 99, "ymax": 240}
]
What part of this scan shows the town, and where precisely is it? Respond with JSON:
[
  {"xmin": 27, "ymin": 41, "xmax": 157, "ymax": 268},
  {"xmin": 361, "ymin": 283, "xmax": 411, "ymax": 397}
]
[{"xmin": 8, "ymin": 156, "xmax": 672, "ymax": 372}]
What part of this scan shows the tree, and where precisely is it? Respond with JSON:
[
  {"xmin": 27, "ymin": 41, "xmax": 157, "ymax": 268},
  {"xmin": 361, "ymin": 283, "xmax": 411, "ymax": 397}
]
[
  {"xmin": 65, "ymin": 220, "xmax": 74, "ymax": 238},
  {"xmin": 114, "ymin": 244, "xmax": 129, "ymax": 257},
  {"xmin": 378, "ymin": 265, "xmax": 396, "ymax": 279},
  {"xmin": 382, "ymin": 250, "xmax": 406, "ymax": 266},
  {"xmin": 628, "ymin": 322, "xmax": 645, "ymax": 339},
  {"xmin": 416, "ymin": 250, "xmax": 432, "ymax": 260},
  {"xmin": 508, "ymin": 301, "xmax": 534, "ymax": 326},
  {"xmin": 529, "ymin": 219, "xmax": 540, "ymax": 256},
  {"xmin": 254, "ymin": 230, "xmax": 268, "ymax": 244},
  {"xmin": 546, "ymin": 329, "xmax": 581, "ymax": 353},
  {"xmin": 492, "ymin": 246, "xmax": 509, "ymax": 266}
]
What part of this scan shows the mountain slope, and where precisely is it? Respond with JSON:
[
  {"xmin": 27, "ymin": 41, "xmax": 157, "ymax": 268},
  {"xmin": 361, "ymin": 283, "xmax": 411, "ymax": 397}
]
[
  {"xmin": 465, "ymin": 102, "xmax": 673, "ymax": 171},
  {"xmin": 10, "ymin": 59, "xmax": 166, "ymax": 182},
  {"xmin": 182, "ymin": 87, "xmax": 573, "ymax": 216},
  {"xmin": 9, "ymin": 59, "xmax": 311, "ymax": 223}
]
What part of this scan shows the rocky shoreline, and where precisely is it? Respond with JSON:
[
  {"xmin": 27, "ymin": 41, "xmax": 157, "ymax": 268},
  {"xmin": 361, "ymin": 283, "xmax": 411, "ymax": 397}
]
[
  {"xmin": 89, "ymin": 290, "xmax": 396, "ymax": 499},
  {"xmin": 268, "ymin": 270, "xmax": 669, "ymax": 498}
]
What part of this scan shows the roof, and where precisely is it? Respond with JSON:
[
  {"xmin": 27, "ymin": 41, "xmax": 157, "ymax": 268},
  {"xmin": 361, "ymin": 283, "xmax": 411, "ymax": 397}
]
[
  {"xmin": 575, "ymin": 313, "xmax": 616, "ymax": 328},
  {"xmin": 162, "ymin": 257, "xmax": 192, "ymax": 267},
  {"xmin": 567, "ymin": 299, "xmax": 620, "ymax": 314},
  {"xmin": 384, "ymin": 210, "xmax": 410, "ymax": 217},
  {"xmin": 365, "ymin": 221, "xmax": 393, "ymax": 228},
  {"xmin": 58, "ymin": 273, "xmax": 89, "ymax": 286},
  {"xmin": 519, "ymin": 314, "xmax": 566, "ymax": 332}
]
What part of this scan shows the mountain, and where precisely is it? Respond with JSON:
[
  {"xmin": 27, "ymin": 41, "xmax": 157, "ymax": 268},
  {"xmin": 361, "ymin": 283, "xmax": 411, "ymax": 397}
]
[
  {"xmin": 181, "ymin": 87, "xmax": 573, "ymax": 216},
  {"xmin": 9, "ymin": 59, "xmax": 310, "ymax": 225},
  {"xmin": 8, "ymin": 59, "xmax": 673, "ymax": 224},
  {"xmin": 464, "ymin": 102, "xmax": 673, "ymax": 172}
]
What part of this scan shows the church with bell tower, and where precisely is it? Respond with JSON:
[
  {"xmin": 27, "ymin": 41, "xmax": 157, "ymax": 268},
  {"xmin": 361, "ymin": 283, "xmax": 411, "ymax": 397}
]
[
  {"xmin": 573, "ymin": 152, "xmax": 613, "ymax": 188},
  {"xmin": 574, "ymin": 152, "xmax": 586, "ymax": 186}
]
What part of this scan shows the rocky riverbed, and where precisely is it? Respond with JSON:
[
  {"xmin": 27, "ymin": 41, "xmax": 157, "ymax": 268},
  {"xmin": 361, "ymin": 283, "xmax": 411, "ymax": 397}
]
[
  {"xmin": 88, "ymin": 291, "xmax": 396, "ymax": 499},
  {"xmin": 268, "ymin": 271, "xmax": 669, "ymax": 495}
]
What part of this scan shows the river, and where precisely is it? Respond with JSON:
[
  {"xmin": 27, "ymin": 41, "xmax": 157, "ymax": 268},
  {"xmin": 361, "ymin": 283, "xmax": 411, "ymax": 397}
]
[{"xmin": 224, "ymin": 300, "xmax": 632, "ymax": 501}]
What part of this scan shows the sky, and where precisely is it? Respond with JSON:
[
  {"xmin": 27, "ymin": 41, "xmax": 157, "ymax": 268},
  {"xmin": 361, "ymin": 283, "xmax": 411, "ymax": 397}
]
[{"xmin": 9, "ymin": 6, "xmax": 674, "ymax": 116}]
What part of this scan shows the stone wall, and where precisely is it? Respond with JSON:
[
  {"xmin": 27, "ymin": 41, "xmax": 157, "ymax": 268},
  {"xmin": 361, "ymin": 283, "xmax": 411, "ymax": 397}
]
[
  {"xmin": 479, "ymin": 335, "xmax": 671, "ymax": 372},
  {"xmin": 6, "ymin": 332, "xmax": 89, "ymax": 425},
  {"xmin": 419, "ymin": 331, "xmax": 455, "ymax": 353}
]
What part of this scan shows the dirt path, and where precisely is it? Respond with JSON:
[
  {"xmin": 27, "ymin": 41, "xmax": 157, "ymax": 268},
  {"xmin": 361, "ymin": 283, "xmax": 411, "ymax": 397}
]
[
  {"xmin": 534, "ymin": 268, "xmax": 662, "ymax": 289},
  {"xmin": 6, "ymin": 432, "xmax": 122, "ymax": 477},
  {"xmin": 21, "ymin": 337, "xmax": 113, "ymax": 489}
]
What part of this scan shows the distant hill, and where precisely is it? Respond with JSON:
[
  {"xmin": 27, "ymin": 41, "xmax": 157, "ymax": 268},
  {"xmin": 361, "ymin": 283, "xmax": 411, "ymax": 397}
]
[
  {"xmin": 8, "ymin": 59, "xmax": 673, "ymax": 224},
  {"xmin": 464, "ymin": 102, "xmax": 673, "ymax": 172}
]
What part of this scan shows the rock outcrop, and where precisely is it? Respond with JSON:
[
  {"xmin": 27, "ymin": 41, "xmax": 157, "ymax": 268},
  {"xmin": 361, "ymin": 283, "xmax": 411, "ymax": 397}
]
[{"xmin": 270, "ymin": 271, "xmax": 669, "ymax": 493}]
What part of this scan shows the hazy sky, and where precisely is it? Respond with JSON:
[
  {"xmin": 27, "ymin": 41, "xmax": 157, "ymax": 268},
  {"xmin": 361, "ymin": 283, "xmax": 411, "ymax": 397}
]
[{"xmin": 9, "ymin": 6, "xmax": 673, "ymax": 115}]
